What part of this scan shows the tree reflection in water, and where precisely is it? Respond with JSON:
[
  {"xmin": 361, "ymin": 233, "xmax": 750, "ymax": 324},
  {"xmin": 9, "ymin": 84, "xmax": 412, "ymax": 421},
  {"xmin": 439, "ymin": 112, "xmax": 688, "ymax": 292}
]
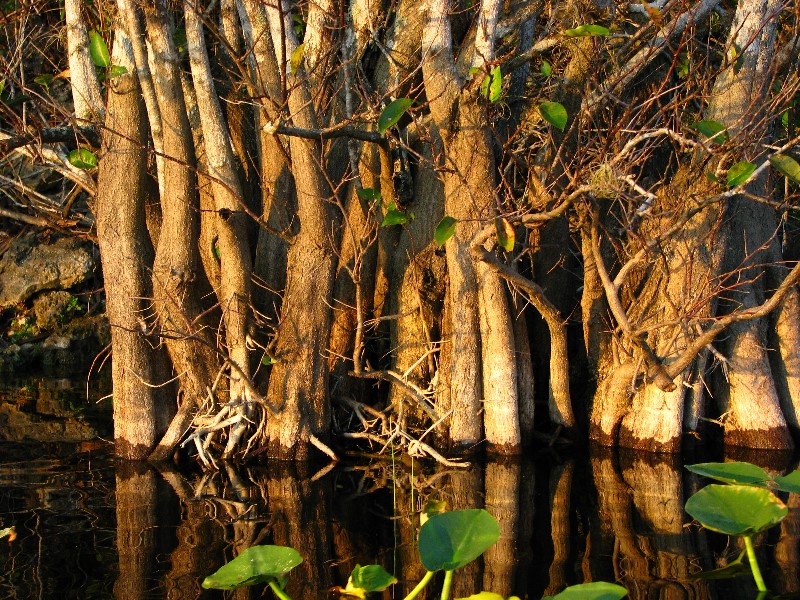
[{"xmin": 3, "ymin": 447, "xmax": 800, "ymax": 598}]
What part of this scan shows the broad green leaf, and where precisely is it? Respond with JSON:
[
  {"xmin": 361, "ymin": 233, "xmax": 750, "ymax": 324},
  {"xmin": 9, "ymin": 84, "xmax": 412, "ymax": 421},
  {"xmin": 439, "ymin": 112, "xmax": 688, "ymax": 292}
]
[
  {"xmin": 68, "ymin": 148, "xmax": 98, "ymax": 169},
  {"xmin": 107, "ymin": 65, "xmax": 128, "ymax": 79},
  {"xmin": 539, "ymin": 101, "xmax": 568, "ymax": 131},
  {"xmin": 88, "ymin": 30, "xmax": 111, "ymax": 68},
  {"xmin": 688, "ymin": 550, "xmax": 750, "ymax": 580},
  {"xmin": 481, "ymin": 66, "xmax": 502, "ymax": 102},
  {"xmin": 344, "ymin": 564, "xmax": 397, "ymax": 597},
  {"xmin": 495, "ymin": 217, "xmax": 515, "ymax": 251},
  {"xmin": 686, "ymin": 462, "xmax": 770, "ymax": 487},
  {"xmin": 261, "ymin": 353, "xmax": 275, "ymax": 366},
  {"xmin": 381, "ymin": 209, "xmax": 408, "ymax": 227},
  {"xmin": 695, "ymin": 120, "xmax": 728, "ymax": 144},
  {"xmin": 435, "ymin": 216, "xmax": 458, "ymax": 247},
  {"xmin": 770, "ymin": 154, "xmax": 800, "ymax": 183},
  {"xmin": 357, "ymin": 187, "xmax": 382, "ymax": 203},
  {"xmin": 34, "ymin": 73, "xmax": 53, "ymax": 90},
  {"xmin": 290, "ymin": 43, "xmax": 305, "ymax": 75},
  {"xmin": 469, "ymin": 66, "xmax": 481, "ymax": 76},
  {"xmin": 563, "ymin": 24, "xmax": 610, "ymax": 37},
  {"xmin": 546, "ymin": 582, "xmax": 628, "ymax": 599},
  {"xmin": 726, "ymin": 161, "xmax": 756, "ymax": 187},
  {"xmin": 773, "ymin": 470, "xmax": 800, "ymax": 493},
  {"xmin": 685, "ymin": 484, "xmax": 787, "ymax": 536},
  {"xmin": 378, "ymin": 98, "xmax": 413, "ymax": 134},
  {"xmin": 418, "ymin": 509, "xmax": 500, "ymax": 572},
  {"xmin": 706, "ymin": 172, "xmax": 722, "ymax": 184},
  {"xmin": 456, "ymin": 593, "xmax": 505, "ymax": 600},
  {"xmin": 540, "ymin": 59, "xmax": 552, "ymax": 77},
  {"xmin": 202, "ymin": 545, "xmax": 302, "ymax": 590}
]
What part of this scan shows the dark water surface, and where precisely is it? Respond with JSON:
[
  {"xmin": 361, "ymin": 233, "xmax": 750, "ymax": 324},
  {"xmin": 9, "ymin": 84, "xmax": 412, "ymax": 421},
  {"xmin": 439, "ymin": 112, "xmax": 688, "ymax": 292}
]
[{"xmin": 2, "ymin": 380, "xmax": 800, "ymax": 599}]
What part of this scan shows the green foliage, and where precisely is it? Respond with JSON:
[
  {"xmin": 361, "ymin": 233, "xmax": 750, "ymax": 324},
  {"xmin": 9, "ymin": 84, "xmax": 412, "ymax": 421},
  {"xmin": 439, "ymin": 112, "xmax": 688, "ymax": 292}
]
[
  {"xmin": 378, "ymin": 98, "xmax": 413, "ymax": 134},
  {"xmin": 685, "ymin": 462, "xmax": 770, "ymax": 486},
  {"xmin": 261, "ymin": 352, "xmax": 275, "ymax": 366},
  {"xmin": 344, "ymin": 564, "xmax": 397, "ymax": 598},
  {"xmin": 435, "ymin": 216, "xmax": 458, "ymax": 247},
  {"xmin": 688, "ymin": 550, "xmax": 751, "ymax": 581},
  {"xmin": 563, "ymin": 24, "xmax": 610, "ymax": 37},
  {"xmin": 694, "ymin": 120, "xmax": 728, "ymax": 144},
  {"xmin": 68, "ymin": 148, "xmax": 98, "ymax": 169},
  {"xmin": 202, "ymin": 545, "xmax": 302, "ymax": 590},
  {"xmin": 481, "ymin": 66, "xmax": 503, "ymax": 102},
  {"xmin": 676, "ymin": 52, "xmax": 690, "ymax": 78},
  {"xmin": 726, "ymin": 161, "xmax": 756, "ymax": 187},
  {"xmin": 417, "ymin": 509, "xmax": 500, "ymax": 572},
  {"xmin": 540, "ymin": 60, "xmax": 552, "ymax": 77},
  {"xmin": 357, "ymin": 188, "xmax": 382, "ymax": 203},
  {"xmin": 539, "ymin": 102, "xmax": 568, "ymax": 130},
  {"xmin": 770, "ymin": 154, "xmax": 800, "ymax": 183},
  {"xmin": 106, "ymin": 65, "xmax": 128, "ymax": 80},
  {"xmin": 34, "ymin": 73, "xmax": 53, "ymax": 91},
  {"xmin": 457, "ymin": 593, "xmax": 521, "ymax": 600},
  {"xmin": 88, "ymin": 30, "xmax": 111, "ymax": 68},
  {"xmin": 381, "ymin": 203, "xmax": 409, "ymax": 227},
  {"xmin": 290, "ymin": 43, "xmax": 305, "ymax": 75},
  {"xmin": 685, "ymin": 484, "xmax": 787, "ymax": 536},
  {"xmin": 543, "ymin": 582, "xmax": 628, "ymax": 599}
]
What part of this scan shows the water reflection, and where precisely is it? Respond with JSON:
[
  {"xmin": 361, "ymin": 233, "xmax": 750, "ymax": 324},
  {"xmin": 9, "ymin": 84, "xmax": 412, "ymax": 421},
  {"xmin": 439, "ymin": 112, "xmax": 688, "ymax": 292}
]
[{"xmin": 2, "ymin": 442, "xmax": 800, "ymax": 598}]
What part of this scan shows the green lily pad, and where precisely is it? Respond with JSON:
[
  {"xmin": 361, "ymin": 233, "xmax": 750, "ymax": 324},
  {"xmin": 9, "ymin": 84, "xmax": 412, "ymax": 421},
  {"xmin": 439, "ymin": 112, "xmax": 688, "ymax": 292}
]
[
  {"xmin": 418, "ymin": 509, "xmax": 500, "ymax": 572},
  {"xmin": 688, "ymin": 550, "xmax": 750, "ymax": 580},
  {"xmin": 685, "ymin": 484, "xmax": 787, "ymax": 536},
  {"xmin": 544, "ymin": 582, "xmax": 628, "ymax": 599},
  {"xmin": 202, "ymin": 545, "xmax": 302, "ymax": 590},
  {"xmin": 685, "ymin": 462, "xmax": 770, "ymax": 486},
  {"xmin": 773, "ymin": 470, "xmax": 800, "ymax": 493},
  {"xmin": 344, "ymin": 564, "xmax": 397, "ymax": 597}
]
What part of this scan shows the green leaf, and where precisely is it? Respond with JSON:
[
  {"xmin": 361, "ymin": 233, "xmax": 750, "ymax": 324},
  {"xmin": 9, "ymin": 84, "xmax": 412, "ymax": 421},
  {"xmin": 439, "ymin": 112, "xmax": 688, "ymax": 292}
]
[
  {"xmin": 357, "ymin": 187, "xmax": 382, "ymax": 203},
  {"xmin": 381, "ymin": 209, "xmax": 408, "ymax": 227},
  {"xmin": 540, "ymin": 60, "xmax": 552, "ymax": 77},
  {"xmin": 481, "ymin": 66, "xmax": 502, "ymax": 102},
  {"xmin": 88, "ymin": 30, "xmax": 111, "ymax": 68},
  {"xmin": 435, "ymin": 216, "xmax": 458, "ymax": 247},
  {"xmin": 685, "ymin": 484, "xmax": 787, "ymax": 536},
  {"xmin": 686, "ymin": 462, "xmax": 770, "ymax": 487},
  {"xmin": 456, "ymin": 593, "xmax": 506, "ymax": 600},
  {"xmin": 378, "ymin": 98, "xmax": 413, "ymax": 134},
  {"xmin": 770, "ymin": 154, "xmax": 800, "ymax": 183},
  {"xmin": 417, "ymin": 509, "xmax": 500, "ymax": 572},
  {"xmin": 290, "ymin": 43, "xmax": 305, "ymax": 75},
  {"xmin": 726, "ymin": 161, "xmax": 757, "ymax": 187},
  {"xmin": 539, "ymin": 102, "xmax": 568, "ymax": 131},
  {"xmin": 34, "ymin": 73, "xmax": 53, "ymax": 90},
  {"xmin": 0, "ymin": 79, "xmax": 5, "ymax": 97},
  {"xmin": 563, "ymin": 24, "xmax": 610, "ymax": 37},
  {"xmin": 495, "ymin": 217, "xmax": 515, "ymax": 252},
  {"xmin": 68, "ymin": 148, "xmax": 98, "ymax": 169},
  {"xmin": 706, "ymin": 172, "xmax": 722, "ymax": 184},
  {"xmin": 107, "ymin": 65, "xmax": 128, "ymax": 79},
  {"xmin": 688, "ymin": 550, "xmax": 750, "ymax": 581},
  {"xmin": 695, "ymin": 120, "xmax": 728, "ymax": 144},
  {"xmin": 676, "ymin": 52, "xmax": 690, "ymax": 79},
  {"xmin": 773, "ymin": 470, "xmax": 800, "ymax": 493},
  {"xmin": 261, "ymin": 353, "xmax": 275, "ymax": 366},
  {"xmin": 547, "ymin": 582, "xmax": 628, "ymax": 599},
  {"xmin": 345, "ymin": 564, "xmax": 397, "ymax": 595},
  {"xmin": 202, "ymin": 545, "xmax": 302, "ymax": 590}
]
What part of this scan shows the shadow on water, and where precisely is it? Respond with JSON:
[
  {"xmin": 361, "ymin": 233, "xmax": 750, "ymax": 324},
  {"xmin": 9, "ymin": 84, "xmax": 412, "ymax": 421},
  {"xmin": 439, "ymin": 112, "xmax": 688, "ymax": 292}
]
[{"xmin": 3, "ymin": 382, "xmax": 800, "ymax": 599}]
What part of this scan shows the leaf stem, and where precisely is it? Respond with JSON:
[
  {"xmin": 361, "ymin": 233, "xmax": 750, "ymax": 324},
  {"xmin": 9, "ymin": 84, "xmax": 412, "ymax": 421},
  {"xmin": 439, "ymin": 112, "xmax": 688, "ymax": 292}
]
[
  {"xmin": 403, "ymin": 570, "xmax": 434, "ymax": 600},
  {"xmin": 268, "ymin": 580, "xmax": 294, "ymax": 600},
  {"xmin": 744, "ymin": 535, "xmax": 767, "ymax": 592},
  {"xmin": 440, "ymin": 570, "xmax": 454, "ymax": 600}
]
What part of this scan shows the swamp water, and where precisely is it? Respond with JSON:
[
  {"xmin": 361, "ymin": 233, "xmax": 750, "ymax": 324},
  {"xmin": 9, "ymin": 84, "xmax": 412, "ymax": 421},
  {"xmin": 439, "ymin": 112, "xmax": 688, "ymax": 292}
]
[{"xmin": 2, "ymin": 380, "xmax": 800, "ymax": 599}]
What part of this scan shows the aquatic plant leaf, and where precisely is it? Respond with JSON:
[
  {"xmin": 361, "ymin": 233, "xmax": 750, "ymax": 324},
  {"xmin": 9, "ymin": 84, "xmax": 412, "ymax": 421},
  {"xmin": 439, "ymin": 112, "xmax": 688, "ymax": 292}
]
[
  {"xmin": 726, "ymin": 161, "xmax": 756, "ymax": 187},
  {"xmin": 418, "ymin": 509, "xmax": 500, "ymax": 572},
  {"xmin": 685, "ymin": 484, "xmax": 787, "ymax": 536},
  {"xmin": 456, "ymin": 593, "xmax": 506, "ymax": 600},
  {"xmin": 88, "ymin": 30, "xmax": 111, "ymax": 67},
  {"xmin": 688, "ymin": 550, "xmax": 750, "ymax": 580},
  {"xmin": 773, "ymin": 470, "xmax": 800, "ymax": 493},
  {"xmin": 202, "ymin": 545, "xmax": 302, "ymax": 590},
  {"xmin": 770, "ymin": 154, "xmax": 800, "ymax": 183},
  {"xmin": 539, "ymin": 102, "xmax": 567, "ymax": 130},
  {"xmin": 544, "ymin": 581, "xmax": 628, "ymax": 599},
  {"xmin": 685, "ymin": 462, "xmax": 770, "ymax": 486},
  {"xmin": 695, "ymin": 120, "xmax": 728, "ymax": 143},
  {"xmin": 345, "ymin": 564, "xmax": 397, "ymax": 596},
  {"xmin": 563, "ymin": 24, "xmax": 610, "ymax": 37},
  {"xmin": 68, "ymin": 148, "xmax": 98, "ymax": 169},
  {"xmin": 435, "ymin": 216, "xmax": 458, "ymax": 247},
  {"xmin": 378, "ymin": 98, "xmax": 413, "ymax": 134}
]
